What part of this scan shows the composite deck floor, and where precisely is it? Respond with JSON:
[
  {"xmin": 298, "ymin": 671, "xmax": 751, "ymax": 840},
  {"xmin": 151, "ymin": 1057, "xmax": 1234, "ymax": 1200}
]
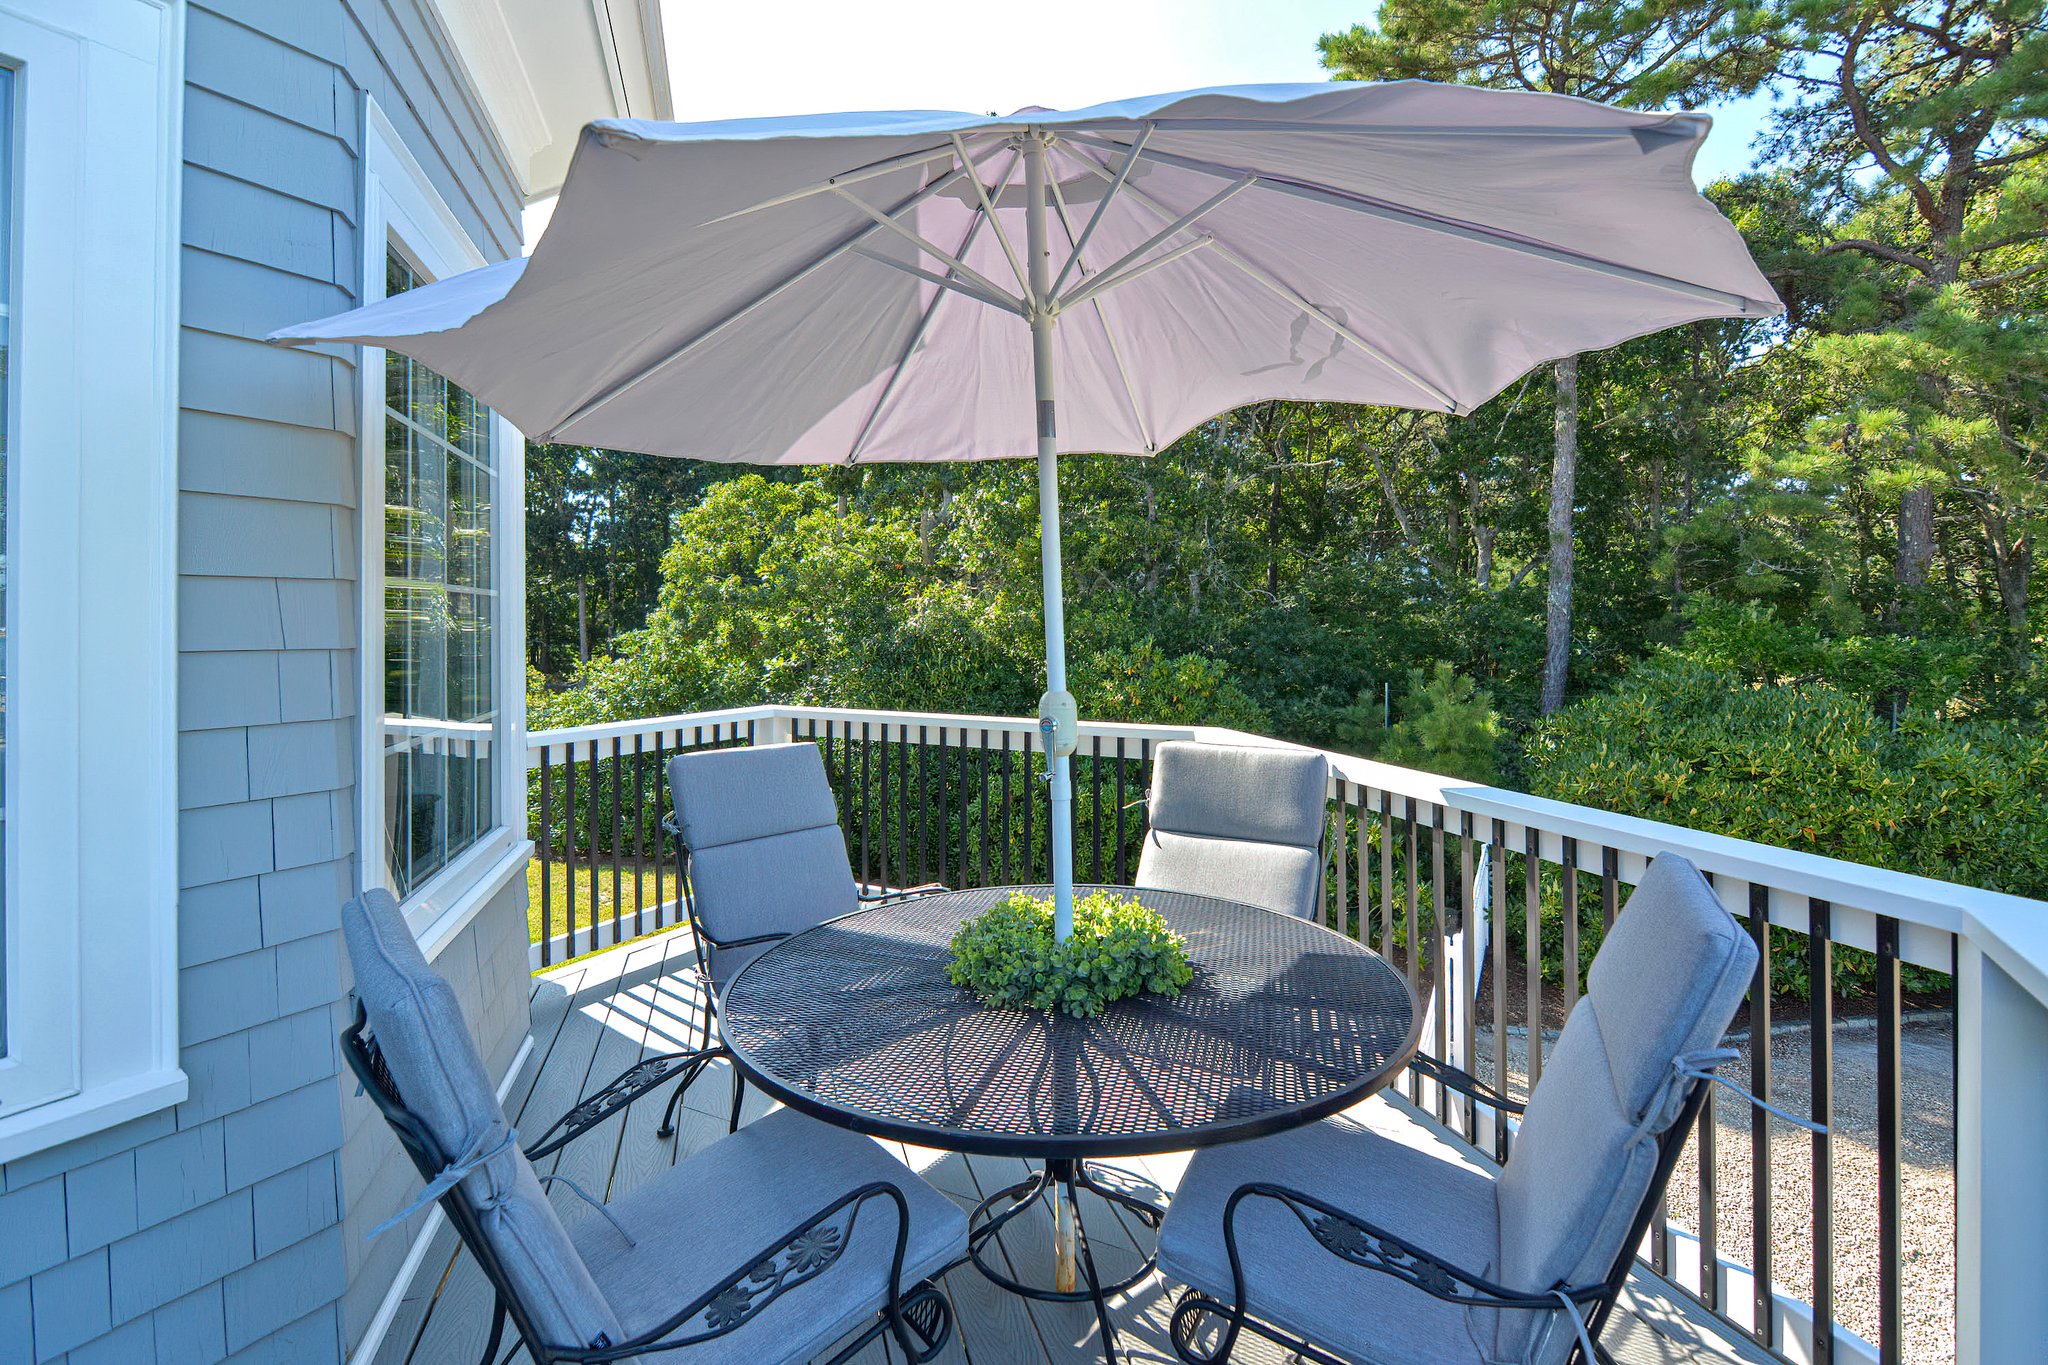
[{"xmin": 373, "ymin": 927, "xmax": 1776, "ymax": 1365}]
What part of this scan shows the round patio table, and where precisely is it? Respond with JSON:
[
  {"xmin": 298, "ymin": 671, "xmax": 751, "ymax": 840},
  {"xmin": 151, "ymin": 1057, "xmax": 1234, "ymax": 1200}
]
[{"xmin": 718, "ymin": 884, "xmax": 1420, "ymax": 1363}]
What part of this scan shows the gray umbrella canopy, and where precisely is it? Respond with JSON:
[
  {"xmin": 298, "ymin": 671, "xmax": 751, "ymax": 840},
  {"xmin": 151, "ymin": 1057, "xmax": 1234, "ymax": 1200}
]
[{"xmin": 275, "ymin": 81, "xmax": 1779, "ymax": 933}]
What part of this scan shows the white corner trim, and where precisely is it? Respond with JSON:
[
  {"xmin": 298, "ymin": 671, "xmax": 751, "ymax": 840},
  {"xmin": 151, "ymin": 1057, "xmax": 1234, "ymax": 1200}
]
[
  {"xmin": 422, "ymin": 0, "xmax": 548, "ymax": 178},
  {"xmin": 416, "ymin": 839, "xmax": 535, "ymax": 965},
  {"xmin": 346, "ymin": 1030, "xmax": 535, "ymax": 1365},
  {"xmin": 0, "ymin": 1067, "xmax": 188, "ymax": 1166}
]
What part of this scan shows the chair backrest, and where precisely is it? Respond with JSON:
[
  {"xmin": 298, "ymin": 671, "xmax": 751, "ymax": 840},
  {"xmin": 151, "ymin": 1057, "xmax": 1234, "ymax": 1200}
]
[
  {"xmin": 667, "ymin": 743, "xmax": 860, "ymax": 972},
  {"xmin": 1134, "ymin": 740, "xmax": 1330, "ymax": 919},
  {"xmin": 342, "ymin": 890, "xmax": 622, "ymax": 1356},
  {"xmin": 1489, "ymin": 854, "xmax": 1757, "ymax": 1365}
]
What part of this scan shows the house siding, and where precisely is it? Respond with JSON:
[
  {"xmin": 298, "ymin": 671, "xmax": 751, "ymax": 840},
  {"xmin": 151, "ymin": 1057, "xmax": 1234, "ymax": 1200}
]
[{"xmin": 0, "ymin": 3, "xmax": 534, "ymax": 1361}]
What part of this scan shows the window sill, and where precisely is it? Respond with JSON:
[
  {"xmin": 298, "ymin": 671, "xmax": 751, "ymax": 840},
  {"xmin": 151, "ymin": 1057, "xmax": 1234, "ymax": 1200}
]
[
  {"xmin": 0, "ymin": 1067, "xmax": 189, "ymax": 1166},
  {"xmin": 414, "ymin": 837, "xmax": 534, "ymax": 963}
]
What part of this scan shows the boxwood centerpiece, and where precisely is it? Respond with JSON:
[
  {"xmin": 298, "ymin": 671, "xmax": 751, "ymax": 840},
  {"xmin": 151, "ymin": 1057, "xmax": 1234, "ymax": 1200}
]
[{"xmin": 946, "ymin": 889, "xmax": 1195, "ymax": 1018}]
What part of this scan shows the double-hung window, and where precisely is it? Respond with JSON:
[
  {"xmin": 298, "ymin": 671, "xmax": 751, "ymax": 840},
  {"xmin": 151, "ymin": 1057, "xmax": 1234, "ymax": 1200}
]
[
  {"xmin": 359, "ymin": 103, "xmax": 526, "ymax": 947},
  {"xmin": 0, "ymin": 0, "xmax": 181, "ymax": 1161}
]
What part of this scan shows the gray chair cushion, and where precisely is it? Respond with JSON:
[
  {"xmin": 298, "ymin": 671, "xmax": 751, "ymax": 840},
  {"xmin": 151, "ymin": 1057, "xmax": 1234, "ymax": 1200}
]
[
  {"xmin": 1157, "ymin": 854, "xmax": 1755, "ymax": 1365},
  {"xmin": 1492, "ymin": 854, "xmax": 1756, "ymax": 1364},
  {"xmin": 1135, "ymin": 741, "xmax": 1330, "ymax": 919},
  {"xmin": 343, "ymin": 891, "xmax": 622, "ymax": 1352},
  {"xmin": 1159, "ymin": 1096, "xmax": 1498, "ymax": 1365},
  {"xmin": 572, "ymin": 1107, "xmax": 968, "ymax": 1365},
  {"xmin": 668, "ymin": 745, "xmax": 860, "ymax": 980}
]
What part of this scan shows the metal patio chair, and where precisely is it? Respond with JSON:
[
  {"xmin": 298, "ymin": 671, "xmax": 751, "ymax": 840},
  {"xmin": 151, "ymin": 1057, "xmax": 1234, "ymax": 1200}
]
[
  {"xmin": 1158, "ymin": 853, "xmax": 1764, "ymax": 1365},
  {"xmin": 341, "ymin": 888, "xmax": 964, "ymax": 1365},
  {"xmin": 1134, "ymin": 740, "xmax": 1331, "ymax": 920},
  {"xmin": 658, "ymin": 741, "xmax": 945, "ymax": 1134}
]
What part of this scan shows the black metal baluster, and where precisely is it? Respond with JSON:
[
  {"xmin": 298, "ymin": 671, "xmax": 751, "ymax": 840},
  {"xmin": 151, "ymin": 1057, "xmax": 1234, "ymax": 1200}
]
[
  {"xmin": 610, "ymin": 737, "xmax": 624, "ymax": 946},
  {"xmin": 1431, "ymin": 807, "xmax": 1449, "ymax": 1123},
  {"xmin": 1378, "ymin": 792, "xmax": 1394, "ymax": 959},
  {"xmin": 1490, "ymin": 820, "xmax": 1510, "ymax": 1161},
  {"xmin": 632, "ymin": 734, "xmax": 645, "ymax": 939},
  {"xmin": 1332, "ymin": 782, "xmax": 1350, "ymax": 935},
  {"xmin": 539, "ymin": 746, "xmax": 554, "ymax": 966},
  {"xmin": 1000, "ymin": 731, "xmax": 1013, "ymax": 884},
  {"xmin": 917, "ymin": 726, "xmax": 930, "ymax": 887},
  {"xmin": 1699, "ymin": 1020, "xmax": 1721, "ymax": 1314},
  {"xmin": 858, "ymin": 722, "xmax": 873, "ymax": 892},
  {"xmin": 1459, "ymin": 811, "xmax": 1478, "ymax": 1143},
  {"xmin": 897, "ymin": 727, "xmax": 910, "ymax": 890},
  {"xmin": 1022, "ymin": 731, "xmax": 1035, "ymax": 881},
  {"xmin": 652, "ymin": 733, "xmax": 666, "ymax": 929},
  {"xmin": 1750, "ymin": 883, "xmax": 1774, "ymax": 1349},
  {"xmin": 564, "ymin": 744, "xmax": 578, "ymax": 962},
  {"xmin": 958, "ymin": 729, "xmax": 972, "ymax": 888},
  {"xmin": 1601, "ymin": 845, "xmax": 1619, "ymax": 931},
  {"xmin": 1876, "ymin": 915, "xmax": 1903, "ymax": 1365},
  {"xmin": 1113, "ymin": 738, "xmax": 1128, "ymax": 885},
  {"xmin": 586, "ymin": 741, "xmax": 601, "ymax": 956},
  {"xmin": 978, "ymin": 730, "xmax": 990, "ymax": 887},
  {"xmin": 877, "ymin": 724, "xmax": 890, "ymax": 893},
  {"xmin": 1524, "ymin": 826, "xmax": 1543, "ymax": 1090},
  {"xmin": 1810, "ymin": 899, "xmax": 1835, "ymax": 1365},
  {"xmin": 1560, "ymin": 837, "xmax": 1579, "ymax": 1013},
  {"xmin": 1405, "ymin": 798, "xmax": 1422, "ymax": 1102},
  {"xmin": 1090, "ymin": 735, "xmax": 1104, "ymax": 881}
]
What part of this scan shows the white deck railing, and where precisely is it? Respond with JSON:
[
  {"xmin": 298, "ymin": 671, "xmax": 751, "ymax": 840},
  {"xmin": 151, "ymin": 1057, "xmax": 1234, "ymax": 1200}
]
[{"xmin": 527, "ymin": 703, "xmax": 2048, "ymax": 1365}]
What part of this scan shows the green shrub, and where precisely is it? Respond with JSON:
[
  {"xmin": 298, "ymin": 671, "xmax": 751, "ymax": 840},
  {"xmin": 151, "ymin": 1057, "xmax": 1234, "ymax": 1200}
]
[
  {"xmin": 1335, "ymin": 661, "xmax": 1501, "ymax": 782},
  {"xmin": 1524, "ymin": 657, "xmax": 2048, "ymax": 998},
  {"xmin": 946, "ymin": 890, "xmax": 1195, "ymax": 1017}
]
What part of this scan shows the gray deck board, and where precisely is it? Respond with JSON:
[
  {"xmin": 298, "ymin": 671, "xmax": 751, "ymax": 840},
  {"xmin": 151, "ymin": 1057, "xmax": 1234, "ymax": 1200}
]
[{"xmin": 373, "ymin": 925, "xmax": 1779, "ymax": 1365}]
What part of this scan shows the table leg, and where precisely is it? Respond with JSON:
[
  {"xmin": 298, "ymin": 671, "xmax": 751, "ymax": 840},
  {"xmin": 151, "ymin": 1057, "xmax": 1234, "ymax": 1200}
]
[{"xmin": 1054, "ymin": 1160, "xmax": 1078, "ymax": 1293}]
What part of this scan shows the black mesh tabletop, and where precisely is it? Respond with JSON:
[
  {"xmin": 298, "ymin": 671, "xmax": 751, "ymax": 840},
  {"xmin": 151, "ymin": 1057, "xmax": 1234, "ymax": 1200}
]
[{"xmin": 718, "ymin": 885, "xmax": 1420, "ymax": 1158}]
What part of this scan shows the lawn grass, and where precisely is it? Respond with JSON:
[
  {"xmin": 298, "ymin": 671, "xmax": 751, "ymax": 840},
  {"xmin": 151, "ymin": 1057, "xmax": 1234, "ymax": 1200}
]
[{"xmin": 523, "ymin": 854, "xmax": 684, "ymax": 953}]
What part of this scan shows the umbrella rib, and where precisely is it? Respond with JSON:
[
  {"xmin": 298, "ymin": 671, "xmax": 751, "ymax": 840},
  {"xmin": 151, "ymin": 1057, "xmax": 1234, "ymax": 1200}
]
[
  {"xmin": 829, "ymin": 184, "xmax": 1023, "ymax": 313},
  {"xmin": 949, "ymin": 133, "xmax": 1029, "ymax": 297},
  {"xmin": 1066, "ymin": 131, "xmax": 1765, "ymax": 312},
  {"xmin": 702, "ymin": 140, "xmax": 960, "ymax": 225},
  {"xmin": 1045, "ymin": 174, "xmax": 1155, "ymax": 452},
  {"xmin": 1058, "ymin": 235, "xmax": 1217, "ymax": 313},
  {"xmin": 1055, "ymin": 174, "xmax": 1254, "ymax": 312},
  {"xmin": 1059, "ymin": 144, "xmax": 1458, "ymax": 413},
  {"xmin": 847, "ymin": 248, "xmax": 1024, "ymax": 315},
  {"xmin": 536, "ymin": 165, "xmax": 969, "ymax": 442},
  {"xmin": 1046, "ymin": 122, "xmax": 1153, "ymax": 301},
  {"xmin": 846, "ymin": 151, "xmax": 1022, "ymax": 463}
]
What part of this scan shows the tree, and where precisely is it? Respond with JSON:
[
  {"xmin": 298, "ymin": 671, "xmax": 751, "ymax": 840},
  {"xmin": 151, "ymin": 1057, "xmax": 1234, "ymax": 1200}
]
[
  {"xmin": 1761, "ymin": 0, "xmax": 2048, "ymax": 653},
  {"xmin": 1322, "ymin": 0, "xmax": 1784, "ymax": 711}
]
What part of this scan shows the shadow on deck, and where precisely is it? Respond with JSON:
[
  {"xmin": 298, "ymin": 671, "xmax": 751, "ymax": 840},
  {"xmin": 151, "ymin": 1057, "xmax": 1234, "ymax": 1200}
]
[{"xmin": 370, "ymin": 927, "xmax": 1775, "ymax": 1365}]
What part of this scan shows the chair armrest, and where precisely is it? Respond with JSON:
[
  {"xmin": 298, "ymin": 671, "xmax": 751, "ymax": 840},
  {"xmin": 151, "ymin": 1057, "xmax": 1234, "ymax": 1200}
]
[
  {"xmin": 523, "ymin": 1048, "xmax": 724, "ymax": 1162},
  {"xmin": 1220, "ymin": 1182, "xmax": 1601, "ymax": 1312},
  {"xmin": 859, "ymin": 883, "xmax": 950, "ymax": 905},
  {"xmin": 570, "ymin": 1180, "xmax": 948, "ymax": 1363},
  {"xmin": 1407, "ymin": 1054, "xmax": 1526, "ymax": 1116}
]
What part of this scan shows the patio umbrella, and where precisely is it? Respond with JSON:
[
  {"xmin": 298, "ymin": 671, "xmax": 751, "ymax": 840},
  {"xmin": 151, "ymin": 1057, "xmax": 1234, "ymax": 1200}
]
[{"xmin": 272, "ymin": 81, "xmax": 1780, "ymax": 940}]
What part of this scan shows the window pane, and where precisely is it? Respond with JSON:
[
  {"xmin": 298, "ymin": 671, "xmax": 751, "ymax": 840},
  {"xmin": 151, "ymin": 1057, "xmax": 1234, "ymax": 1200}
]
[{"xmin": 382, "ymin": 247, "xmax": 496, "ymax": 898}]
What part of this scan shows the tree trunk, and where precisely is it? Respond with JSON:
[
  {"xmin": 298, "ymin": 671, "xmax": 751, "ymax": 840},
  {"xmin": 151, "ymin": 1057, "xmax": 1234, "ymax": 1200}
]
[
  {"xmin": 1896, "ymin": 484, "xmax": 1936, "ymax": 592},
  {"xmin": 1539, "ymin": 355, "xmax": 1579, "ymax": 716},
  {"xmin": 576, "ymin": 580, "xmax": 589, "ymax": 664}
]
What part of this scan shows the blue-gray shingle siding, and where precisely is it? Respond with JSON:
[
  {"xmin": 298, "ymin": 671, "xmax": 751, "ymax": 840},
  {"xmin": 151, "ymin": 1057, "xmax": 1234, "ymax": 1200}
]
[{"xmin": 0, "ymin": 2, "xmax": 536, "ymax": 1359}]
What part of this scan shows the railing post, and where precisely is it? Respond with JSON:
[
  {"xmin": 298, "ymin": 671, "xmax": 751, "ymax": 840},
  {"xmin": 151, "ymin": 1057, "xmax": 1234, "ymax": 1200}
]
[
  {"xmin": 758, "ymin": 713, "xmax": 795, "ymax": 746},
  {"xmin": 1955, "ymin": 939, "xmax": 2048, "ymax": 1365}
]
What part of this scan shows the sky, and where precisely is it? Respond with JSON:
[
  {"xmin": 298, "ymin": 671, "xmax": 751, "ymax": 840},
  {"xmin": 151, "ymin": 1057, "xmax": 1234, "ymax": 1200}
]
[{"xmin": 525, "ymin": 0, "xmax": 1775, "ymax": 247}]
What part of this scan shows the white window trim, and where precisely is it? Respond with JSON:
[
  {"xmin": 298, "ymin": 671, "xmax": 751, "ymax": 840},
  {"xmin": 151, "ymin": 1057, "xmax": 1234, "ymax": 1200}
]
[
  {"xmin": 357, "ymin": 98, "xmax": 530, "ymax": 954},
  {"xmin": 0, "ymin": 0, "xmax": 184, "ymax": 1162}
]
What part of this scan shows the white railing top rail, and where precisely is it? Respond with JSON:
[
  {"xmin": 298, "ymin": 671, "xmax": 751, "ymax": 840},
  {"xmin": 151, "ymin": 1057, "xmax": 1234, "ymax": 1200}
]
[{"xmin": 527, "ymin": 701, "xmax": 2048, "ymax": 1005}]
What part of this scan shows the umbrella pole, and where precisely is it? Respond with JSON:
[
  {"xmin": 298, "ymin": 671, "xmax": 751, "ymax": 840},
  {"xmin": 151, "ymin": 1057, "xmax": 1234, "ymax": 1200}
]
[{"xmin": 1025, "ymin": 132, "xmax": 1078, "ymax": 945}]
